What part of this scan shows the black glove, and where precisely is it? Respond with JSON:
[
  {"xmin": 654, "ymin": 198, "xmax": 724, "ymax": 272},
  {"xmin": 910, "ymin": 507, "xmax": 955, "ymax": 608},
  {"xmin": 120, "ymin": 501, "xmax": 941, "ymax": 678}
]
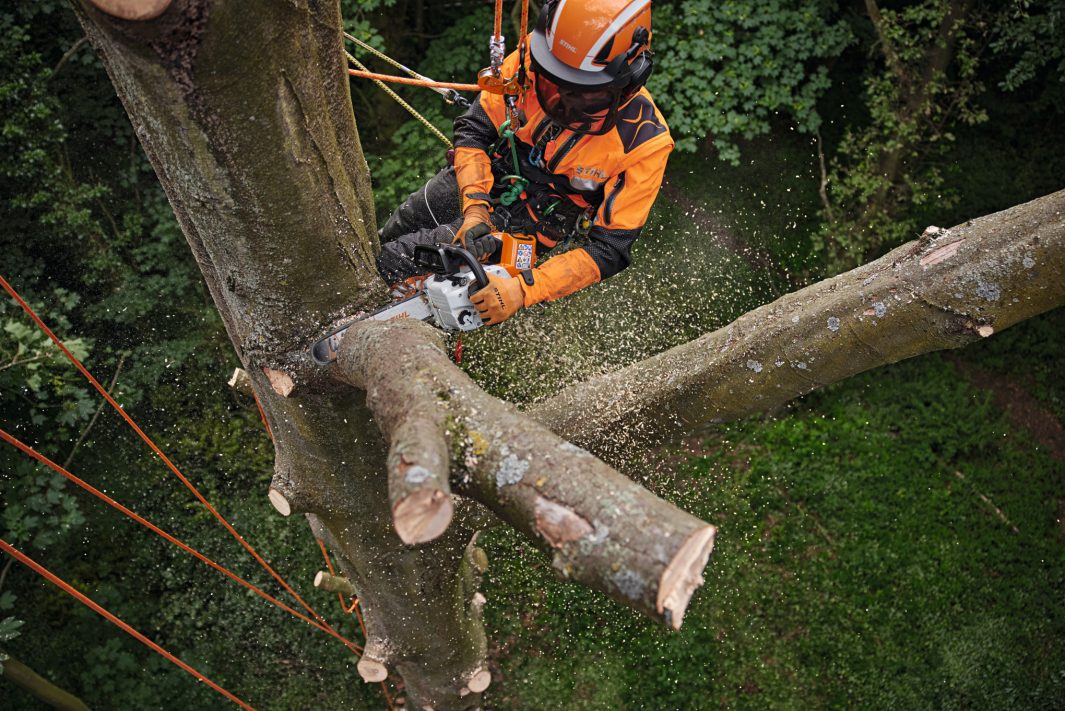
[
  {"xmin": 454, "ymin": 205, "xmax": 492, "ymax": 247},
  {"xmin": 466, "ymin": 231, "xmax": 501, "ymax": 262}
]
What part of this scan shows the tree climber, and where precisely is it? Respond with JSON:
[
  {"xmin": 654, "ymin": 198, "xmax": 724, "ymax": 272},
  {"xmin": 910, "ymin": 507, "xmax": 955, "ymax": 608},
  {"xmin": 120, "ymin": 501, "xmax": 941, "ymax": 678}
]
[{"xmin": 376, "ymin": 0, "xmax": 673, "ymax": 326}]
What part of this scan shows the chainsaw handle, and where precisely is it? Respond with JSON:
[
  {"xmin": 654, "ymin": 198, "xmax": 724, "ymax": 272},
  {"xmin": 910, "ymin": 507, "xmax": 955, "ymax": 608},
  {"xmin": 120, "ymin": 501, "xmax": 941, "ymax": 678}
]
[
  {"xmin": 448, "ymin": 245, "xmax": 490, "ymax": 291},
  {"xmin": 413, "ymin": 244, "xmax": 491, "ymax": 292}
]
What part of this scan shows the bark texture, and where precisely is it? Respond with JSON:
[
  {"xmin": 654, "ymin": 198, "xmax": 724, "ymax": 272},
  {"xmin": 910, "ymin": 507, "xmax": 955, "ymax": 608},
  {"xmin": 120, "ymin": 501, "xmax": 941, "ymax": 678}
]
[
  {"xmin": 335, "ymin": 320, "xmax": 717, "ymax": 629},
  {"xmin": 533, "ymin": 190, "xmax": 1065, "ymax": 449},
  {"xmin": 74, "ymin": 1, "xmax": 487, "ymax": 707}
]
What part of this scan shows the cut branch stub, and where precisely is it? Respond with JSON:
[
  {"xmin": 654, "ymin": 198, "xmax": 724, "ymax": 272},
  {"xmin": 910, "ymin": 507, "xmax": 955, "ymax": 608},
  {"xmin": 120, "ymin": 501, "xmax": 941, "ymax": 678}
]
[
  {"xmin": 314, "ymin": 570, "xmax": 356, "ymax": 597},
  {"xmin": 334, "ymin": 319, "xmax": 717, "ymax": 628},
  {"xmin": 466, "ymin": 668, "xmax": 491, "ymax": 693},
  {"xmin": 267, "ymin": 487, "xmax": 291, "ymax": 516},
  {"xmin": 357, "ymin": 658, "xmax": 389, "ymax": 683},
  {"xmin": 267, "ymin": 480, "xmax": 318, "ymax": 518},
  {"xmin": 263, "ymin": 367, "xmax": 296, "ymax": 397},
  {"xmin": 227, "ymin": 367, "xmax": 252, "ymax": 395},
  {"xmin": 87, "ymin": 0, "xmax": 172, "ymax": 21}
]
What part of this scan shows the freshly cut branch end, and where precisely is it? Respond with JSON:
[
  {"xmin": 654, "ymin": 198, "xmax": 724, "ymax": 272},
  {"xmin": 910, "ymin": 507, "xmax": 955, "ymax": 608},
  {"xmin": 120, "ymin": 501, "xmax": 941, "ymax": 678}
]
[
  {"xmin": 466, "ymin": 668, "xmax": 491, "ymax": 693},
  {"xmin": 657, "ymin": 525, "xmax": 717, "ymax": 630},
  {"xmin": 357, "ymin": 658, "xmax": 388, "ymax": 683},
  {"xmin": 385, "ymin": 411, "xmax": 453, "ymax": 543},
  {"xmin": 227, "ymin": 367, "xmax": 252, "ymax": 394},
  {"xmin": 263, "ymin": 367, "xmax": 295, "ymax": 397},
  {"xmin": 87, "ymin": 0, "xmax": 172, "ymax": 21},
  {"xmin": 267, "ymin": 487, "xmax": 292, "ymax": 516},
  {"xmin": 314, "ymin": 570, "xmax": 356, "ymax": 597},
  {"xmin": 393, "ymin": 489, "xmax": 454, "ymax": 545}
]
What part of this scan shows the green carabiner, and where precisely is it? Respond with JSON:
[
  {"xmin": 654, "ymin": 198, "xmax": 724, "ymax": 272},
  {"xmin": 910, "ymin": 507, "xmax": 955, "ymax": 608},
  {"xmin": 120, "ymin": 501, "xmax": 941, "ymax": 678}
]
[
  {"xmin": 492, "ymin": 119, "xmax": 527, "ymax": 207},
  {"xmin": 499, "ymin": 176, "xmax": 528, "ymax": 206}
]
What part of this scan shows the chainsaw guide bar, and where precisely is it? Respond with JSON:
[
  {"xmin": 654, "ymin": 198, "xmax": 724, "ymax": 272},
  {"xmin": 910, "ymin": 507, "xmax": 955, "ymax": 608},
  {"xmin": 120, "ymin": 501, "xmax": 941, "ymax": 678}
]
[{"xmin": 310, "ymin": 293, "xmax": 434, "ymax": 365}]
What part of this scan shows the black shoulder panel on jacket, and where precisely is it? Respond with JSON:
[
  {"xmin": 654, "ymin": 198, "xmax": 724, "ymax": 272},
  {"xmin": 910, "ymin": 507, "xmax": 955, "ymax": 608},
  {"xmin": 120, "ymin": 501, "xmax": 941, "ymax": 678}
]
[
  {"xmin": 615, "ymin": 96, "xmax": 667, "ymax": 154},
  {"xmin": 453, "ymin": 99, "xmax": 498, "ymax": 150}
]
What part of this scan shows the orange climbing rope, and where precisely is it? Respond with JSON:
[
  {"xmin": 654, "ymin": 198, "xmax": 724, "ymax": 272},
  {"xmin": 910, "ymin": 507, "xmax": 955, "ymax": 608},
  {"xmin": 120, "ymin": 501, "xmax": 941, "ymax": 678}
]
[
  {"xmin": 0, "ymin": 538, "xmax": 258, "ymax": 711},
  {"xmin": 493, "ymin": 0, "xmax": 504, "ymax": 41},
  {"xmin": 345, "ymin": 0, "xmax": 529, "ymax": 98},
  {"xmin": 345, "ymin": 68, "xmax": 479, "ymax": 92},
  {"xmin": 0, "ymin": 427, "xmax": 362, "ymax": 656},
  {"xmin": 251, "ymin": 389, "xmax": 273, "ymax": 441},
  {"xmin": 518, "ymin": 0, "xmax": 530, "ymax": 58},
  {"xmin": 0, "ymin": 275, "xmax": 332, "ymax": 634}
]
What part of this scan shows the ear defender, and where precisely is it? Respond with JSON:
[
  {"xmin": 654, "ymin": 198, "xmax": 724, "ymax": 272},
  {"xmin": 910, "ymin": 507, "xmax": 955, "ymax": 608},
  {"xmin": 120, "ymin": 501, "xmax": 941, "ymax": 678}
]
[{"xmin": 609, "ymin": 26, "xmax": 653, "ymax": 98}]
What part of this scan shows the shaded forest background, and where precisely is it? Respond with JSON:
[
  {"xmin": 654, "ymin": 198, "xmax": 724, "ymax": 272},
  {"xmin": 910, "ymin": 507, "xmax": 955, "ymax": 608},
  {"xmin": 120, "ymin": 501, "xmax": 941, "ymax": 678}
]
[{"xmin": 2, "ymin": 0, "xmax": 1063, "ymax": 708}]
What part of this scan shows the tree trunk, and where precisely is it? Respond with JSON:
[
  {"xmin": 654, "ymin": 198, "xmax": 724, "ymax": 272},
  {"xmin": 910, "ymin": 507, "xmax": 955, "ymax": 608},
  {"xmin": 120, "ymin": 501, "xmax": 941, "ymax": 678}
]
[
  {"xmin": 73, "ymin": 1, "xmax": 490, "ymax": 707},
  {"xmin": 73, "ymin": 1, "xmax": 718, "ymax": 707},
  {"xmin": 71, "ymin": 1, "xmax": 1065, "ymax": 708},
  {"xmin": 862, "ymin": 0, "xmax": 971, "ymax": 223}
]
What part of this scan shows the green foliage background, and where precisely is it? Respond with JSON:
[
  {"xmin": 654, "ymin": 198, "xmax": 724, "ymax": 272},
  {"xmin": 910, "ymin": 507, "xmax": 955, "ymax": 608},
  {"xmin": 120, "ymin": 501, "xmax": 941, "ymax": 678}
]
[{"xmin": 1, "ymin": 1, "xmax": 1063, "ymax": 709}]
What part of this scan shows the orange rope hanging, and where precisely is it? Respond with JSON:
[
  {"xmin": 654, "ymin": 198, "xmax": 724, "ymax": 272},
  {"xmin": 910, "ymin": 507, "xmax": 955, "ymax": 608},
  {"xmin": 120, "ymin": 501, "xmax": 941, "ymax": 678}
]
[
  {"xmin": 519, "ymin": 0, "xmax": 530, "ymax": 50},
  {"xmin": 0, "ymin": 275, "xmax": 336, "ymax": 642},
  {"xmin": 0, "ymin": 538, "xmax": 258, "ymax": 711},
  {"xmin": 0, "ymin": 428, "xmax": 363, "ymax": 656},
  {"xmin": 345, "ymin": 69, "xmax": 479, "ymax": 92},
  {"xmin": 251, "ymin": 389, "xmax": 273, "ymax": 441}
]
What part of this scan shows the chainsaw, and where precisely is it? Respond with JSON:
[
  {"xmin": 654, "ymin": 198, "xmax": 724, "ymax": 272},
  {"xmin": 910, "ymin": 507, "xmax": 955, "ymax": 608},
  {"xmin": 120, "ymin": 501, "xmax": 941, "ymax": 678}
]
[{"xmin": 311, "ymin": 232, "xmax": 537, "ymax": 365}]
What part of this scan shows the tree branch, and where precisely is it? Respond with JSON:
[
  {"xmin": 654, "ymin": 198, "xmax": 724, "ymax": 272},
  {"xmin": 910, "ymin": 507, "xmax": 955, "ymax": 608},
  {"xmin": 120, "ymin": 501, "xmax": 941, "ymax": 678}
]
[
  {"xmin": 51, "ymin": 36, "xmax": 88, "ymax": 77},
  {"xmin": 532, "ymin": 189, "xmax": 1065, "ymax": 448},
  {"xmin": 816, "ymin": 129, "xmax": 834, "ymax": 221},
  {"xmin": 335, "ymin": 320, "xmax": 716, "ymax": 629},
  {"xmin": 864, "ymin": 0, "xmax": 905, "ymax": 80},
  {"xmin": 1, "ymin": 656, "xmax": 90, "ymax": 711}
]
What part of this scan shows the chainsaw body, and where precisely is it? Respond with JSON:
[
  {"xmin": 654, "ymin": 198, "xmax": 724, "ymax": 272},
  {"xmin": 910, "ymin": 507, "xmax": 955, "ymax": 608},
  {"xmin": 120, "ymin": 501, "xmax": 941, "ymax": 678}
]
[
  {"xmin": 422, "ymin": 262, "xmax": 510, "ymax": 331},
  {"xmin": 311, "ymin": 234, "xmax": 534, "ymax": 365}
]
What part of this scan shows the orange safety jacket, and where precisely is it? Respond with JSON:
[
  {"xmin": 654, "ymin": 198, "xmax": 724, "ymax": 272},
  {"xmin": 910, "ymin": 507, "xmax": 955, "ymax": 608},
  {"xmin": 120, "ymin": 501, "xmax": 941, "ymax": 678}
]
[{"xmin": 452, "ymin": 48, "xmax": 673, "ymax": 306}]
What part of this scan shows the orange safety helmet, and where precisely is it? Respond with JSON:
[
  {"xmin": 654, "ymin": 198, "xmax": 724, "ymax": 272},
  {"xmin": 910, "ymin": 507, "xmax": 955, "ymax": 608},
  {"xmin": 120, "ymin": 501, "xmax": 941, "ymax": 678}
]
[{"xmin": 529, "ymin": 0, "xmax": 654, "ymax": 135}]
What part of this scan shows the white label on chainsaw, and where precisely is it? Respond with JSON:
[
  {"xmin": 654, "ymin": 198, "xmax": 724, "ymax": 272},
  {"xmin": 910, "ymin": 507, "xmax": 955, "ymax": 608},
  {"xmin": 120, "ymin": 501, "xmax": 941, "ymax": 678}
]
[{"xmin": 516, "ymin": 244, "xmax": 534, "ymax": 270}]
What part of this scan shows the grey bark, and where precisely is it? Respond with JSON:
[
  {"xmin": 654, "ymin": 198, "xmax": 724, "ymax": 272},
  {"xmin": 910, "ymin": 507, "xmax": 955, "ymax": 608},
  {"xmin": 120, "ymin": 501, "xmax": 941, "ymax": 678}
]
[
  {"xmin": 335, "ymin": 320, "xmax": 717, "ymax": 629},
  {"xmin": 532, "ymin": 190, "xmax": 1065, "ymax": 450},
  {"xmin": 74, "ymin": 1, "xmax": 486, "ymax": 708}
]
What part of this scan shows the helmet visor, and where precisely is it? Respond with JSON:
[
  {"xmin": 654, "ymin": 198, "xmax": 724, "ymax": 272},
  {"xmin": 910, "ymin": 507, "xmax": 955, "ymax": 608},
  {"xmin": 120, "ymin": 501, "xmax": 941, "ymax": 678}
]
[{"xmin": 535, "ymin": 72, "xmax": 622, "ymax": 135}]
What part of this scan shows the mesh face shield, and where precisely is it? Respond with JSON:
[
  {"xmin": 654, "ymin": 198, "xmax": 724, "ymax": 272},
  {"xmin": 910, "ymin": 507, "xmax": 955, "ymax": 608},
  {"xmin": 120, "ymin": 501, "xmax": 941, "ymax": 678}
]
[{"xmin": 533, "ymin": 71, "xmax": 626, "ymax": 135}]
